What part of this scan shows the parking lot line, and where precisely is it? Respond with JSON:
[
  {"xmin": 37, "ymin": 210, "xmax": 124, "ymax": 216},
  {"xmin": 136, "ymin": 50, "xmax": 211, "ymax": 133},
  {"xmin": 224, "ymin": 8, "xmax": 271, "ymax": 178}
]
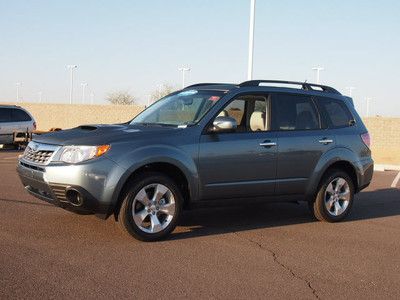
[
  {"xmin": 391, "ymin": 172, "xmax": 400, "ymax": 188},
  {"xmin": 3, "ymin": 156, "xmax": 18, "ymax": 160}
]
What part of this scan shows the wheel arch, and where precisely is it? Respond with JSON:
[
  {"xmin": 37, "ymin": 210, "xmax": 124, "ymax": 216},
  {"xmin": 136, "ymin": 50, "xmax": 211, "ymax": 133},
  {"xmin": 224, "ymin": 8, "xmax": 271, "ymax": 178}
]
[
  {"xmin": 306, "ymin": 147, "xmax": 362, "ymax": 199},
  {"xmin": 317, "ymin": 160, "xmax": 358, "ymax": 192},
  {"xmin": 108, "ymin": 153, "xmax": 198, "ymax": 220}
]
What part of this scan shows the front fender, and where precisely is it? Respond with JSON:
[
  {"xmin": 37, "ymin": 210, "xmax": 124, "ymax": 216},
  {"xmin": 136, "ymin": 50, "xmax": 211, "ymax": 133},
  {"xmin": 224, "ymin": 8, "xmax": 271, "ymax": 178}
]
[
  {"xmin": 305, "ymin": 147, "xmax": 362, "ymax": 198},
  {"xmin": 108, "ymin": 144, "xmax": 199, "ymax": 215}
]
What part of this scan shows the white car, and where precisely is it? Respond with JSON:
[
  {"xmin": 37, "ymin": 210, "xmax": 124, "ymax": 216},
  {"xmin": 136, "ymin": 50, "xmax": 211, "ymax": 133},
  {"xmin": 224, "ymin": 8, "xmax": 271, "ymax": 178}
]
[{"xmin": 0, "ymin": 105, "xmax": 36, "ymax": 145}]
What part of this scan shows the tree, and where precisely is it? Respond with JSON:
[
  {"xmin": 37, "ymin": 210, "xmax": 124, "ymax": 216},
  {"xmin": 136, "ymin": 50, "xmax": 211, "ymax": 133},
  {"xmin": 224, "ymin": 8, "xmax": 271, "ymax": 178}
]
[
  {"xmin": 106, "ymin": 90, "xmax": 135, "ymax": 105},
  {"xmin": 150, "ymin": 84, "xmax": 176, "ymax": 103}
]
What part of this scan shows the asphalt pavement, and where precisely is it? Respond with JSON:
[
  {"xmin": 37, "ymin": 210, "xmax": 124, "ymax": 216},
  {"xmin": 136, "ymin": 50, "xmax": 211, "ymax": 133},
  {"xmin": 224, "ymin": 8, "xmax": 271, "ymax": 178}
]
[{"xmin": 1, "ymin": 150, "xmax": 399, "ymax": 299}]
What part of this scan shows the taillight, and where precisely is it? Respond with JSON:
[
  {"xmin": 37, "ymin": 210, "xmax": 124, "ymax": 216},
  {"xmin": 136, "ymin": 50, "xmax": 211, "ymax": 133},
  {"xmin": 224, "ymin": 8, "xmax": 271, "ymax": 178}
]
[
  {"xmin": 33, "ymin": 122, "xmax": 37, "ymax": 130},
  {"xmin": 361, "ymin": 132, "xmax": 371, "ymax": 148}
]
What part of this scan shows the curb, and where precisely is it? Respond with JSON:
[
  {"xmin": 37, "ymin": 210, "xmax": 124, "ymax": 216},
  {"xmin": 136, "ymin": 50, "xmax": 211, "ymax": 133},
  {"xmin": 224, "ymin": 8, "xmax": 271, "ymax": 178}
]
[{"xmin": 375, "ymin": 164, "xmax": 400, "ymax": 172}]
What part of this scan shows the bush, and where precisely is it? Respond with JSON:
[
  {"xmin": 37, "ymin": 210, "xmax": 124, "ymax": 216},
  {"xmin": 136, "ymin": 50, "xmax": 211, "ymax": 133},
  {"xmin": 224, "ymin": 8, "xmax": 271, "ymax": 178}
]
[
  {"xmin": 106, "ymin": 91, "xmax": 135, "ymax": 105},
  {"xmin": 150, "ymin": 84, "xmax": 176, "ymax": 103}
]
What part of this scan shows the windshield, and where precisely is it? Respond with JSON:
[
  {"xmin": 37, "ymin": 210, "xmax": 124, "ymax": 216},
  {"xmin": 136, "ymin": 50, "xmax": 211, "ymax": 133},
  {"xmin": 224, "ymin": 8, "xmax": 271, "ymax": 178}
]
[{"xmin": 131, "ymin": 89, "xmax": 226, "ymax": 126}]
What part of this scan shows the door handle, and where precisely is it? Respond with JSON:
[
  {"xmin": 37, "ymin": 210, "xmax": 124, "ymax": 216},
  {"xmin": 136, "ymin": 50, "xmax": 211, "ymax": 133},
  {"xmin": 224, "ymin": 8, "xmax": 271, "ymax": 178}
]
[
  {"xmin": 259, "ymin": 141, "xmax": 277, "ymax": 147},
  {"xmin": 318, "ymin": 138, "xmax": 333, "ymax": 144}
]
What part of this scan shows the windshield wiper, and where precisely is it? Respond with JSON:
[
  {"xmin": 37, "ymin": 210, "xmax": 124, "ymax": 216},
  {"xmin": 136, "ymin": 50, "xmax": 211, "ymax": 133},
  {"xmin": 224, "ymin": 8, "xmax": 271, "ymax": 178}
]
[{"xmin": 179, "ymin": 121, "xmax": 196, "ymax": 127}]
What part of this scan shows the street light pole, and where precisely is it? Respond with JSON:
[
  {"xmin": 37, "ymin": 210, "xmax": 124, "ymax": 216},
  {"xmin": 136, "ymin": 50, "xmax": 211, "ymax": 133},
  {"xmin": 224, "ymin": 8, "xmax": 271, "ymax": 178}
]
[
  {"xmin": 178, "ymin": 67, "xmax": 191, "ymax": 88},
  {"xmin": 81, "ymin": 82, "xmax": 88, "ymax": 104},
  {"xmin": 67, "ymin": 65, "xmax": 78, "ymax": 104},
  {"xmin": 366, "ymin": 97, "xmax": 372, "ymax": 117},
  {"xmin": 345, "ymin": 86, "xmax": 355, "ymax": 97},
  {"xmin": 16, "ymin": 82, "xmax": 22, "ymax": 102},
  {"xmin": 247, "ymin": 0, "xmax": 256, "ymax": 80},
  {"xmin": 312, "ymin": 66, "xmax": 324, "ymax": 84},
  {"xmin": 147, "ymin": 94, "xmax": 151, "ymax": 107}
]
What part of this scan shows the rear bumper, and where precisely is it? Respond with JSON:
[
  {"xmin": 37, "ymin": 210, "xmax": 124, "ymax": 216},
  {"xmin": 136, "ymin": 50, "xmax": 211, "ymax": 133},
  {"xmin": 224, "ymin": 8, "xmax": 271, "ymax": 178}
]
[
  {"xmin": 355, "ymin": 157, "xmax": 374, "ymax": 192},
  {"xmin": 17, "ymin": 157, "xmax": 125, "ymax": 218}
]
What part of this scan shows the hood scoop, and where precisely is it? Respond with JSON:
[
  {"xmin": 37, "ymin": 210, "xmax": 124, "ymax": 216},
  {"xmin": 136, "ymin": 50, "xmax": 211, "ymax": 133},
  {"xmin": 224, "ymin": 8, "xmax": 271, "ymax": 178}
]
[{"xmin": 77, "ymin": 125, "xmax": 98, "ymax": 131}]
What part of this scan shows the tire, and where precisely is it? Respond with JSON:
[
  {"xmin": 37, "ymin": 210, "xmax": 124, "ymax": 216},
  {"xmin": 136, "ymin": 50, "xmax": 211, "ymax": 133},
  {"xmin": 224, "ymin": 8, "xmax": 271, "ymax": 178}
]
[
  {"xmin": 310, "ymin": 169, "xmax": 355, "ymax": 222},
  {"xmin": 118, "ymin": 172, "xmax": 183, "ymax": 242}
]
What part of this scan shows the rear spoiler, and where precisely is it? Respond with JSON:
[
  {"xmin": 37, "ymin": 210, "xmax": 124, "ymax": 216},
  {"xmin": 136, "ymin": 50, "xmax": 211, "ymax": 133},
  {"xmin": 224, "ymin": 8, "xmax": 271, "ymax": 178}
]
[{"xmin": 343, "ymin": 96, "xmax": 354, "ymax": 107}]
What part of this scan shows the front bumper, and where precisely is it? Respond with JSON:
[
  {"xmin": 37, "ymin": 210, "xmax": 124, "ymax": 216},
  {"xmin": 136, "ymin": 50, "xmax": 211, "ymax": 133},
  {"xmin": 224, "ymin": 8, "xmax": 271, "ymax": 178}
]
[{"xmin": 17, "ymin": 156, "xmax": 126, "ymax": 218}]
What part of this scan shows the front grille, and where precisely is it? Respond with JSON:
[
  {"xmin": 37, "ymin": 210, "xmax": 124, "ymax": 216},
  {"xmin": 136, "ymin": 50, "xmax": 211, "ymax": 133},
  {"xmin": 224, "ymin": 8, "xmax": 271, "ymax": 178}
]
[
  {"xmin": 50, "ymin": 184, "xmax": 68, "ymax": 202},
  {"xmin": 24, "ymin": 146, "xmax": 54, "ymax": 165}
]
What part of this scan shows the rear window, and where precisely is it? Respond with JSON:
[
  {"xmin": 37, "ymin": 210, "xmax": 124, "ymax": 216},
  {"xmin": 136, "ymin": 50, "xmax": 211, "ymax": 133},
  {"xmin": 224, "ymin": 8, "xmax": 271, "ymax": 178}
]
[
  {"xmin": 274, "ymin": 94, "xmax": 320, "ymax": 130},
  {"xmin": 318, "ymin": 99, "xmax": 353, "ymax": 128},
  {"xmin": 0, "ymin": 108, "xmax": 11, "ymax": 122},
  {"xmin": 11, "ymin": 109, "xmax": 31, "ymax": 122}
]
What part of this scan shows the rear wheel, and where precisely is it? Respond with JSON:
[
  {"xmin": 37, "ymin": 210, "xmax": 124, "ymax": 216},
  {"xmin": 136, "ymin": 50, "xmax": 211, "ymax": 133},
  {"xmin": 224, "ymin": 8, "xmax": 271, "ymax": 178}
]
[
  {"xmin": 310, "ymin": 169, "xmax": 354, "ymax": 222},
  {"xmin": 118, "ymin": 172, "xmax": 183, "ymax": 241}
]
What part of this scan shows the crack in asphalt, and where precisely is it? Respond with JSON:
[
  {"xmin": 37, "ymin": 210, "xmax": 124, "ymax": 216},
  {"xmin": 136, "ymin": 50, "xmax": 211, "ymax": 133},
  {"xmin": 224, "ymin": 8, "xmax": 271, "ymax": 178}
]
[{"xmin": 233, "ymin": 232, "xmax": 320, "ymax": 299}]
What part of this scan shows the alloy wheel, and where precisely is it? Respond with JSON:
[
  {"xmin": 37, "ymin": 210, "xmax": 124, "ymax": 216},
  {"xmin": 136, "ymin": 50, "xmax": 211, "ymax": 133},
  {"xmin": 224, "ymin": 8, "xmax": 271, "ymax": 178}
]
[
  {"xmin": 131, "ymin": 183, "xmax": 176, "ymax": 234},
  {"xmin": 324, "ymin": 177, "xmax": 351, "ymax": 216}
]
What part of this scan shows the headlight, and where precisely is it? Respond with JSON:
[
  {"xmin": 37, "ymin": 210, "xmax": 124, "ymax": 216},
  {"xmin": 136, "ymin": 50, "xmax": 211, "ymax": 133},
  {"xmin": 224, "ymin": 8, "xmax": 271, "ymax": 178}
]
[{"xmin": 59, "ymin": 145, "xmax": 110, "ymax": 164}]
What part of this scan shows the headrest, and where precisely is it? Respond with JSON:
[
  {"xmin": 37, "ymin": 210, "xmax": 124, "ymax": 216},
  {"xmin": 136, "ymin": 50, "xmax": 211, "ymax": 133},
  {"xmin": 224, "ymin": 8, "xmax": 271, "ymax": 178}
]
[{"xmin": 250, "ymin": 111, "xmax": 265, "ymax": 131}]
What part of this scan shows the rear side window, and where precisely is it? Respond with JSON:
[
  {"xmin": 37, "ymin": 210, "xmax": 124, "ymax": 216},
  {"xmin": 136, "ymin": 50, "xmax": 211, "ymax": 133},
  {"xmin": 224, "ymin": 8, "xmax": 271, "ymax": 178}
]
[
  {"xmin": 274, "ymin": 94, "xmax": 320, "ymax": 130},
  {"xmin": 318, "ymin": 99, "xmax": 353, "ymax": 128},
  {"xmin": 0, "ymin": 108, "xmax": 11, "ymax": 122},
  {"xmin": 11, "ymin": 109, "xmax": 31, "ymax": 122}
]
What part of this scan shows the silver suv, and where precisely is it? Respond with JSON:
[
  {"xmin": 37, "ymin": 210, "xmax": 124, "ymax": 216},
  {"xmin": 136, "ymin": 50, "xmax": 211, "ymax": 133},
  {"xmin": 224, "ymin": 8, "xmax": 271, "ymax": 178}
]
[{"xmin": 0, "ymin": 105, "xmax": 36, "ymax": 146}]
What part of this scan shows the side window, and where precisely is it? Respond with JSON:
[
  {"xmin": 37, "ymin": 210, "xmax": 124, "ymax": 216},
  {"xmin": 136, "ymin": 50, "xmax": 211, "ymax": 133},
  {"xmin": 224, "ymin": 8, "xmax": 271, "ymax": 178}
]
[
  {"xmin": 0, "ymin": 108, "xmax": 11, "ymax": 122},
  {"xmin": 216, "ymin": 95, "xmax": 271, "ymax": 132},
  {"xmin": 274, "ymin": 94, "xmax": 320, "ymax": 130},
  {"xmin": 318, "ymin": 99, "xmax": 353, "ymax": 128},
  {"xmin": 11, "ymin": 109, "xmax": 31, "ymax": 122},
  {"xmin": 221, "ymin": 99, "xmax": 245, "ymax": 126}
]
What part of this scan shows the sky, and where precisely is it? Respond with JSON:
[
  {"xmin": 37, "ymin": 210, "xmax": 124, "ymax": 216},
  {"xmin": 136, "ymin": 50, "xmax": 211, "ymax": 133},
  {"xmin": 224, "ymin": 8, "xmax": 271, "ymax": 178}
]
[{"xmin": 0, "ymin": 0, "xmax": 399, "ymax": 116}]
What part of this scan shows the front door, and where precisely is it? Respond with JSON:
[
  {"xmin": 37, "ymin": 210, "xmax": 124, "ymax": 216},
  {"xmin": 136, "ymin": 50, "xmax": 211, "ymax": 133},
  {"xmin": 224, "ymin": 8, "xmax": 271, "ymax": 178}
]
[{"xmin": 198, "ymin": 94, "xmax": 277, "ymax": 200}]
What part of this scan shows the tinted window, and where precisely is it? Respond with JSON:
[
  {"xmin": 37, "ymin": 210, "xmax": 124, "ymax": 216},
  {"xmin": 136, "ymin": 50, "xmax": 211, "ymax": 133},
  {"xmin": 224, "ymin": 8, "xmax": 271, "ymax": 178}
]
[
  {"xmin": 319, "ymin": 99, "xmax": 352, "ymax": 128},
  {"xmin": 131, "ymin": 90, "xmax": 224, "ymax": 126},
  {"xmin": 274, "ymin": 94, "xmax": 319, "ymax": 130},
  {"xmin": 0, "ymin": 108, "xmax": 11, "ymax": 122},
  {"xmin": 218, "ymin": 95, "xmax": 271, "ymax": 132},
  {"xmin": 11, "ymin": 109, "xmax": 31, "ymax": 122}
]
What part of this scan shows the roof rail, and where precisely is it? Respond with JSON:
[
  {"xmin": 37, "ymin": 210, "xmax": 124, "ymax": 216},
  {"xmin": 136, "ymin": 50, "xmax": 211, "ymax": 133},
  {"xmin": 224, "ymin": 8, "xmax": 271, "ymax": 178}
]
[
  {"xmin": 239, "ymin": 80, "xmax": 341, "ymax": 95},
  {"xmin": 0, "ymin": 104, "xmax": 19, "ymax": 107},
  {"xmin": 184, "ymin": 83, "xmax": 235, "ymax": 89}
]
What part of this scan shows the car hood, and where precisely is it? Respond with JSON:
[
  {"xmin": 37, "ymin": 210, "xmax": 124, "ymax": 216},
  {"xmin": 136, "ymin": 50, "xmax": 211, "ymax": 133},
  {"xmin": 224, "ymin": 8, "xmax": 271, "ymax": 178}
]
[{"xmin": 33, "ymin": 124, "xmax": 181, "ymax": 146}]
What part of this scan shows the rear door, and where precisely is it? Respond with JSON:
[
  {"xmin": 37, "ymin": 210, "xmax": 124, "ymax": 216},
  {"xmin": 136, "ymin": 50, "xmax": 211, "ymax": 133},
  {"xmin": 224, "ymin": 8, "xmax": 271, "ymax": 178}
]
[
  {"xmin": 273, "ymin": 93, "xmax": 335, "ymax": 195},
  {"xmin": 198, "ymin": 94, "xmax": 278, "ymax": 199}
]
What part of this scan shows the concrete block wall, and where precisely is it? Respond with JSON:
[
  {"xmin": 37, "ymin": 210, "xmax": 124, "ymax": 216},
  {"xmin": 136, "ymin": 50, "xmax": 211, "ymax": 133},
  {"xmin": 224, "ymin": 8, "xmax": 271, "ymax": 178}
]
[
  {"xmin": 5, "ymin": 103, "xmax": 400, "ymax": 165},
  {"xmin": 13, "ymin": 103, "xmax": 144, "ymax": 131},
  {"xmin": 364, "ymin": 117, "xmax": 400, "ymax": 165}
]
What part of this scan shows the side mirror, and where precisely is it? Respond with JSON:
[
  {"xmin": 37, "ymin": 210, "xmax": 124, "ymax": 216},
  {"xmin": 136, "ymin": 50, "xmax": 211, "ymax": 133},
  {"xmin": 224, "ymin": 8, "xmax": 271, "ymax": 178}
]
[{"xmin": 210, "ymin": 116, "xmax": 237, "ymax": 132}]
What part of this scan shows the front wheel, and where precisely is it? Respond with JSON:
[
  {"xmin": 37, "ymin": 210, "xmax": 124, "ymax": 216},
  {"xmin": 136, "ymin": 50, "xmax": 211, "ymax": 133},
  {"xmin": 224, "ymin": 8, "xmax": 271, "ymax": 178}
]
[
  {"xmin": 310, "ymin": 170, "xmax": 355, "ymax": 222},
  {"xmin": 118, "ymin": 172, "xmax": 183, "ymax": 241}
]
